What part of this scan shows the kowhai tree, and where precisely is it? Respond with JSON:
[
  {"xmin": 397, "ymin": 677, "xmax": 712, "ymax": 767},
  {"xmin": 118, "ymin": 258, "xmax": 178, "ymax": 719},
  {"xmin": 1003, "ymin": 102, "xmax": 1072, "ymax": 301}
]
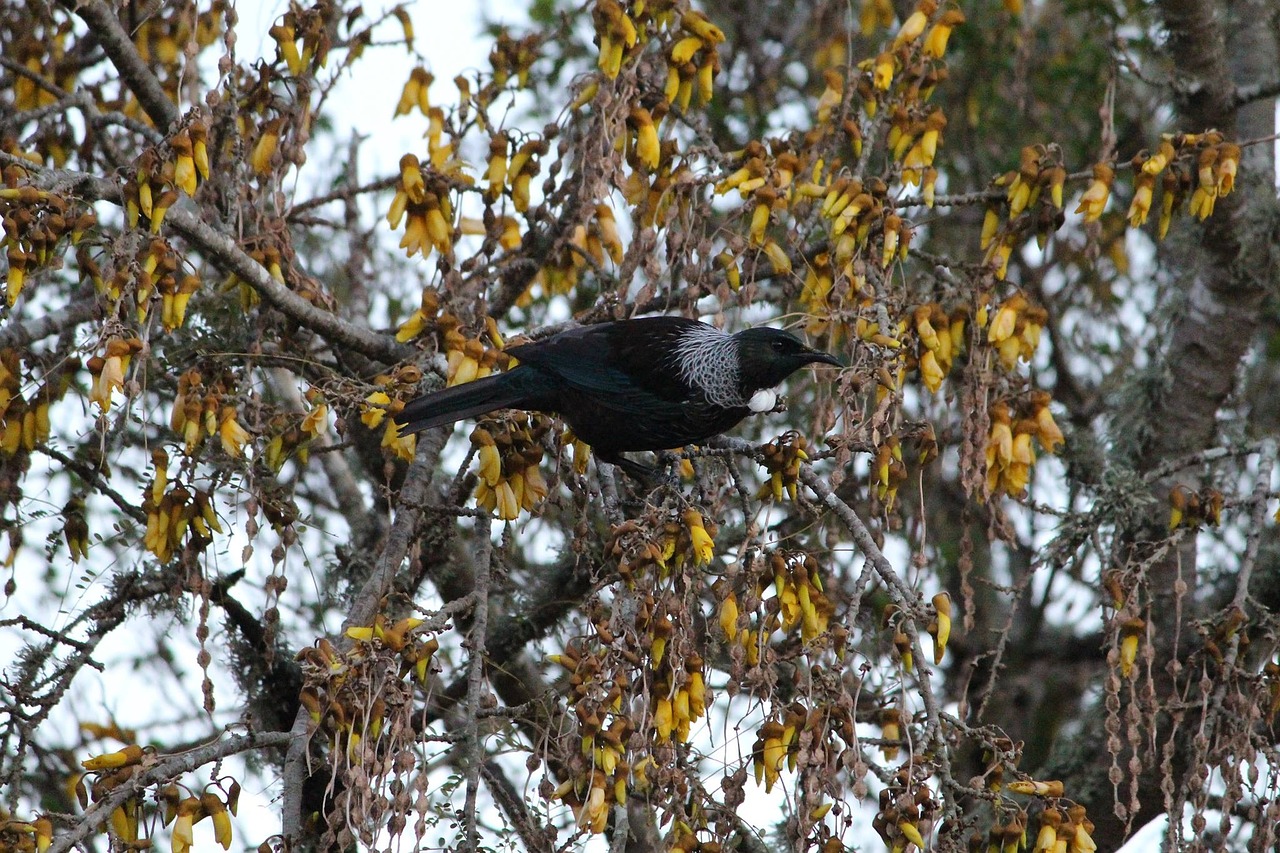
[{"xmin": 1, "ymin": 0, "xmax": 1279, "ymax": 851}]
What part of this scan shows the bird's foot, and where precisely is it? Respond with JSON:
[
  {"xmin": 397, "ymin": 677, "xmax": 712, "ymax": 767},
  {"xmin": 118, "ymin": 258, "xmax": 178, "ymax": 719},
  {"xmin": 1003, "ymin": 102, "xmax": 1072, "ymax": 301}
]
[{"xmin": 598, "ymin": 453, "xmax": 679, "ymax": 493}]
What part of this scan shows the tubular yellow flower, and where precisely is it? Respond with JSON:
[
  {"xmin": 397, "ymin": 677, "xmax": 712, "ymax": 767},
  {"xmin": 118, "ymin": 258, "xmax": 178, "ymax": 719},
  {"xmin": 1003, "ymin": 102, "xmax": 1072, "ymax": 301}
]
[
  {"xmin": 218, "ymin": 408, "xmax": 250, "ymax": 457},
  {"xmin": 919, "ymin": 349, "xmax": 944, "ymax": 393},
  {"xmin": 931, "ymin": 591, "xmax": 951, "ymax": 663},
  {"xmin": 987, "ymin": 292, "xmax": 1025, "ymax": 343},
  {"xmin": 980, "ymin": 206, "xmax": 1000, "ymax": 249},
  {"xmin": 681, "ymin": 9, "xmax": 725, "ymax": 43},
  {"xmin": 873, "ymin": 51, "xmax": 895, "ymax": 90},
  {"xmin": 1127, "ymin": 172, "xmax": 1156, "ymax": 227},
  {"xmin": 671, "ymin": 35, "xmax": 703, "ymax": 65},
  {"xmin": 171, "ymin": 798, "xmax": 200, "ymax": 853},
  {"xmin": 923, "ymin": 8, "xmax": 965, "ymax": 58},
  {"xmin": 1074, "ymin": 163, "xmax": 1113, "ymax": 222},
  {"xmin": 630, "ymin": 108, "xmax": 660, "ymax": 170},
  {"xmin": 171, "ymin": 129, "xmax": 198, "ymax": 196},
  {"xmin": 683, "ymin": 509, "xmax": 715, "ymax": 565},
  {"xmin": 815, "ymin": 70, "xmax": 843, "ymax": 124},
  {"xmin": 1118, "ymin": 617, "xmax": 1144, "ymax": 678},
  {"xmin": 762, "ymin": 239, "xmax": 791, "ymax": 274},
  {"xmin": 361, "ymin": 391, "xmax": 391, "ymax": 428},
  {"xmin": 201, "ymin": 793, "xmax": 232, "ymax": 850},
  {"xmin": 82, "ymin": 743, "xmax": 144, "ymax": 770},
  {"xmin": 749, "ymin": 187, "xmax": 777, "ymax": 245},
  {"xmin": 1215, "ymin": 142, "xmax": 1240, "ymax": 195},
  {"xmin": 251, "ymin": 119, "xmax": 282, "ymax": 175},
  {"xmin": 893, "ymin": 0, "xmax": 936, "ymax": 49}
]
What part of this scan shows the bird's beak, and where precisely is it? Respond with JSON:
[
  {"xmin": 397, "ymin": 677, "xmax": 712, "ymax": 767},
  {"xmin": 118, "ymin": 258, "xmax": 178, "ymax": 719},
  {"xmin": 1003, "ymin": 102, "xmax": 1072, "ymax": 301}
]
[{"xmin": 803, "ymin": 349, "xmax": 844, "ymax": 368}]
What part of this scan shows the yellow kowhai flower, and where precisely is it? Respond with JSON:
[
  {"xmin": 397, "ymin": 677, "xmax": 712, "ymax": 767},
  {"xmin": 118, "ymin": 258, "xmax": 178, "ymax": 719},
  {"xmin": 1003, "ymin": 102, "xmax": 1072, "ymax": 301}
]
[
  {"xmin": 1127, "ymin": 171, "xmax": 1156, "ymax": 227},
  {"xmin": 1074, "ymin": 163, "xmax": 1113, "ymax": 222},
  {"xmin": 860, "ymin": 0, "xmax": 894, "ymax": 35},
  {"xmin": 762, "ymin": 239, "xmax": 791, "ymax": 275},
  {"xmin": 82, "ymin": 743, "xmax": 145, "ymax": 770},
  {"xmin": 1118, "ymin": 617, "xmax": 1145, "ymax": 678},
  {"xmin": 1215, "ymin": 142, "xmax": 1240, "ymax": 195},
  {"xmin": 892, "ymin": 0, "xmax": 936, "ymax": 50},
  {"xmin": 361, "ymin": 391, "xmax": 391, "ymax": 428},
  {"xmin": 680, "ymin": 9, "xmax": 725, "ymax": 43},
  {"xmin": 872, "ymin": 51, "xmax": 895, "ymax": 90},
  {"xmin": 923, "ymin": 7, "xmax": 965, "ymax": 58},
  {"xmin": 683, "ymin": 509, "xmax": 715, "ymax": 565},
  {"xmin": 987, "ymin": 292, "xmax": 1026, "ymax": 344},
  {"xmin": 629, "ymin": 107, "xmax": 660, "ymax": 170},
  {"xmin": 919, "ymin": 349, "xmax": 944, "ymax": 393},
  {"xmin": 251, "ymin": 119, "xmax": 282, "ymax": 175},
  {"xmin": 201, "ymin": 793, "xmax": 232, "ymax": 850},
  {"xmin": 394, "ymin": 67, "xmax": 432, "ymax": 117},
  {"xmin": 381, "ymin": 419, "xmax": 415, "ymax": 462},
  {"xmin": 218, "ymin": 407, "xmax": 251, "ymax": 457}
]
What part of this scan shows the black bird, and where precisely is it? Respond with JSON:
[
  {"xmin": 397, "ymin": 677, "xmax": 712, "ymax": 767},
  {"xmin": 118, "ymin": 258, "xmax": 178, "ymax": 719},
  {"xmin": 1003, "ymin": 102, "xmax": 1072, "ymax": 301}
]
[{"xmin": 395, "ymin": 316, "xmax": 842, "ymax": 477}]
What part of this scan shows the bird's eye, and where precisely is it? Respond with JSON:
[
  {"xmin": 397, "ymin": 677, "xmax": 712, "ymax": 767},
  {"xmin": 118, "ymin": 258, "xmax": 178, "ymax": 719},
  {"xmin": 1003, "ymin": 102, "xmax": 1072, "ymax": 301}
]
[{"xmin": 771, "ymin": 339, "xmax": 786, "ymax": 352}]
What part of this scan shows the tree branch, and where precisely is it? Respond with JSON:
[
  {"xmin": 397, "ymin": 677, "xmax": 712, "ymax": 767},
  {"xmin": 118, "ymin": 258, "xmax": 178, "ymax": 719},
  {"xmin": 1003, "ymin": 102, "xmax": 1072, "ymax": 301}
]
[
  {"xmin": 3, "ymin": 155, "xmax": 415, "ymax": 366},
  {"xmin": 48, "ymin": 731, "xmax": 296, "ymax": 853},
  {"xmin": 0, "ymin": 299, "xmax": 97, "ymax": 350},
  {"xmin": 61, "ymin": 0, "xmax": 180, "ymax": 132}
]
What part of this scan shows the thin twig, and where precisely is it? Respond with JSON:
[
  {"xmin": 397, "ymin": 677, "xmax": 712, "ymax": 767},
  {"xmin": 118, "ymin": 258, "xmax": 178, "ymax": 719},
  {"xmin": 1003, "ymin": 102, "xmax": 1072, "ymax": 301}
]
[{"xmin": 463, "ymin": 514, "xmax": 492, "ymax": 851}]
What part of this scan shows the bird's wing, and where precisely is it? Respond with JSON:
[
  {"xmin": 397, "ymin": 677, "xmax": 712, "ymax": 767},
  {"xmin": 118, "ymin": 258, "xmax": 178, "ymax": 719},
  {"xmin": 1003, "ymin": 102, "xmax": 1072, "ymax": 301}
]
[{"xmin": 506, "ymin": 319, "xmax": 698, "ymax": 408}]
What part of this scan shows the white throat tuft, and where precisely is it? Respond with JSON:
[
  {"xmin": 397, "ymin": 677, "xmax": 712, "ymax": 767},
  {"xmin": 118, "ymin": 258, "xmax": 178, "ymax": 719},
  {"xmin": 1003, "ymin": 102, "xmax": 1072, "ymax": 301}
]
[{"xmin": 747, "ymin": 388, "xmax": 777, "ymax": 413}]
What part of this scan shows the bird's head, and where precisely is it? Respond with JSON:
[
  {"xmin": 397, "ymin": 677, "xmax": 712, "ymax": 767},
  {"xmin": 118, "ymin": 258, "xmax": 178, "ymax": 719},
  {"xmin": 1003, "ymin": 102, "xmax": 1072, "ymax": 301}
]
[{"xmin": 731, "ymin": 327, "xmax": 843, "ymax": 392}]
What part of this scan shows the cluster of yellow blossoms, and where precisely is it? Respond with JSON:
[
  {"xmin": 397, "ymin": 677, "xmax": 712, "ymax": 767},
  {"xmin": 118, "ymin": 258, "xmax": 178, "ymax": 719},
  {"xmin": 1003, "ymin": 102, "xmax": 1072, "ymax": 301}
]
[
  {"xmin": 84, "ymin": 337, "xmax": 141, "ymax": 414},
  {"xmin": 388, "ymin": 154, "xmax": 457, "ymax": 259},
  {"xmin": 983, "ymin": 393, "xmax": 1064, "ymax": 498},
  {"xmin": 972, "ymin": 803, "xmax": 1098, "ymax": 853},
  {"xmin": 267, "ymin": 3, "xmax": 332, "ymax": 77},
  {"xmin": 488, "ymin": 31, "xmax": 541, "ymax": 89},
  {"xmin": 528, "ymin": 204, "xmax": 624, "ymax": 300},
  {"xmin": 983, "ymin": 290, "xmax": 1047, "ymax": 372},
  {"xmin": 911, "ymin": 302, "xmax": 968, "ymax": 393},
  {"xmin": 1, "ymin": 186, "xmax": 96, "ymax": 308},
  {"xmin": 124, "ymin": 120, "xmax": 211, "ymax": 233},
  {"xmin": 592, "ymin": 1, "xmax": 724, "ymax": 97},
  {"xmin": 470, "ymin": 416, "xmax": 551, "ymax": 520},
  {"xmin": 547, "ymin": 592, "xmax": 712, "ymax": 835},
  {"xmin": 870, "ymin": 772, "xmax": 939, "ymax": 852},
  {"xmin": 608, "ymin": 509, "xmax": 717, "ymax": 584},
  {"xmin": 756, "ymin": 431, "xmax": 810, "ymax": 501},
  {"xmin": 1167, "ymin": 482, "xmax": 1224, "ymax": 531},
  {"xmin": 298, "ymin": 620, "xmax": 439, "ymax": 765},
  {"xmin": 546, "ymin": 637, "xmax": 643, "ymax": 834},
  {"xmin": 1126, "ymin": 132, "xmax": 1241, "ymax": 234},
  {"xmin": 394, "ymin": 292, "xmax": 510, "ymax": 391},
  {"xmin": 263, "ymin": 387, "xmax": 329, "ymax": 473},
  {"xmin": 142, "ymin": 449, "xmax": 224, "ymax": 563},
  {"xmin": 359, "ymin": 364, "xmax": 425, "ymax": 463},
  {"xmin": 170, "ymin": 368, "xmax": 252, "ymax": 458},
  {"xmin": 0, "ymin": 348, "xmax": 72, "ymax": 457},
  {"xmin": 75, "ymin": 743, "xmax": 238, "ymax": 853},
  {"xmin": 981, "ymin": 144, "xmax": 1068, "ymax": 279},
  {"xmin": 0, "ymin": 808, "xmax": 55, "ymax": 853},
  {"xmin": 716, "ymin": 551, "xmax": 835, "ymax": 674},
  {"xmin": 986, "ymin": 133, "xmax": 1242, "ymax": 280},
  {"xmin": 718, "ymin": 0, "xmax": 965, "ymax": 334},
  {"xmin": 484, "ymin": 134, "xmax": 548, "ymax": 212}
]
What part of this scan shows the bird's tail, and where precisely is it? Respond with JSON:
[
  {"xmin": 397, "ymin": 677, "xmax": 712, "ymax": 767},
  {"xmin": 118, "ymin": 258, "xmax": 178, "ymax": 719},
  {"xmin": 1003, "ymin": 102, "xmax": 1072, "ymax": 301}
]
[{"xmin": 394, "ymin": 370, "xmax": 539, "ymax": 435}]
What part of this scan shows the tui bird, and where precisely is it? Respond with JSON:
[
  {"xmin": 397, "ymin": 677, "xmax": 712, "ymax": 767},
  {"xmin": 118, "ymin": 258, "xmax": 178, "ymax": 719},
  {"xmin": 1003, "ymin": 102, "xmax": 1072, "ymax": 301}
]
[{"xmin": 394, "ymin": 316, "xmax": 841, "ymax": 478}]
